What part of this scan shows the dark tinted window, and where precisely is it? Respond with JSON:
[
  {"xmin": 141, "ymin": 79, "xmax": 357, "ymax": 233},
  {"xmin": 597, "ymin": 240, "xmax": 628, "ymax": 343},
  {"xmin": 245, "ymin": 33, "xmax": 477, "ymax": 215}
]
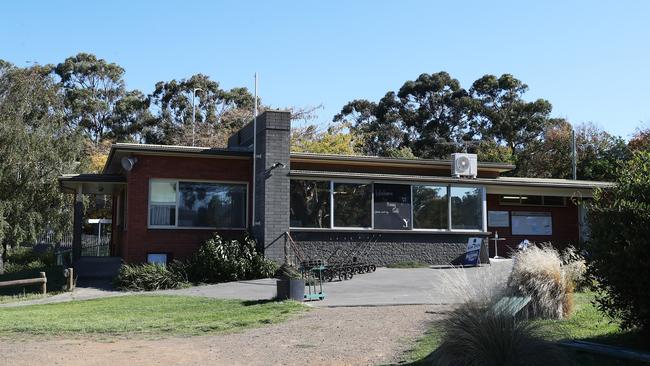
[
  {"xmin": 290, "ymin": 180, "xmax": 331, "ymax": 228},
  {"xmin": 413, "ymin": 185, "xmax": 448, "ymax": 229},
  {"xmin": 451, "ymin": 187, "xmax": 482, "ymax": 230},
  {"xmin": 333, "ymin": 183, "xmax": 372, "ymax": 227},
  {"xmin": 178, "ymin": 182, "xmax": 247, "ymax": 228}
]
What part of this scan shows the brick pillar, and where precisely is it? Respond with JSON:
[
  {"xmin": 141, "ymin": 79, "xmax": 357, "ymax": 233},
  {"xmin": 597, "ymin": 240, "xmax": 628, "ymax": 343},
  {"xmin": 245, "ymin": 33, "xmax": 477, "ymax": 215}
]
[
  {"xmin": 255, "ymin": 111, "xmax": 291, "ymax": 262},
  {"xmin": 230, "ymin": 110, "xmax": 291, "ymax": 262}
]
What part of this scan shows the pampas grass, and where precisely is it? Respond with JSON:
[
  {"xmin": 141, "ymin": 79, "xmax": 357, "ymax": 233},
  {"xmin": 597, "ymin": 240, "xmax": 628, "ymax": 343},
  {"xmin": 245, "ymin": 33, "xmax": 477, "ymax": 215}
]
[
  {"xmin": 434, "ymin": 300, "xmax": 567, "ymax": 366},
  {"xmin": 508, "ymin": 245, "xmax": 573, "ymax": 319},
  {"xmin": 561, "ymin": 246, "xmax": 587, "ymax": 291}
]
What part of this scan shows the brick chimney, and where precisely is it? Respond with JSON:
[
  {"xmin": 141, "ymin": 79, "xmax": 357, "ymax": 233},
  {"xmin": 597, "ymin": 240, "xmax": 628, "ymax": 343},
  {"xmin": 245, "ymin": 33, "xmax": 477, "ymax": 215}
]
[{"xmin": 229, "ymin": 110, "xmax": 291, "ymax": 262}]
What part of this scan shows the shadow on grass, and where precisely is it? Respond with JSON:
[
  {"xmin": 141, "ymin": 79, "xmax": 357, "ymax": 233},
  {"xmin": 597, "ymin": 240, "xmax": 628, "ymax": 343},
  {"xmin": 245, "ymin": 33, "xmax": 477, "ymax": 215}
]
[{"xmin": 240, "ymin": 299, "xmax": 281, "ymax": 306}]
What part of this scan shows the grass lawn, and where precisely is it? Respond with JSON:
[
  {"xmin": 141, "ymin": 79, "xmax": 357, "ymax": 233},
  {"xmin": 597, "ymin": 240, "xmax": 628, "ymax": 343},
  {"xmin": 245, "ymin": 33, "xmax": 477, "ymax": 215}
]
[
  {"xmin": 0, "ymin": 295, "xmax": 306, "ymax": 337},
  {"xmin": 386, "ymin": 261, "xmax": 430, "ymax": 269},
  {"xmin": 400, "ymin": 291, "xmax": 649, "ymax": 366}
]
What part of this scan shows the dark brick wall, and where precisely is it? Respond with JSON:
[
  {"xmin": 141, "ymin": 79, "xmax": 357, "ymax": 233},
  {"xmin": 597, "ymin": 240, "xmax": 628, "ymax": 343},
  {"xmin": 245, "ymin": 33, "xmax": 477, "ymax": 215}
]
[
  {"xmin": 251, "ymin": 111, "xmax": 291, "ymax": 261},
  {"xmin": 486, "ymin": 194, "xmax": 580, "ymax": 257},
  {"xmin": 290, "ymin": 231, "xmax": 490, "ymax": 266},
  {"xmin": 120, "ymin": 154, "xmax": 252, "ymax": 263}
]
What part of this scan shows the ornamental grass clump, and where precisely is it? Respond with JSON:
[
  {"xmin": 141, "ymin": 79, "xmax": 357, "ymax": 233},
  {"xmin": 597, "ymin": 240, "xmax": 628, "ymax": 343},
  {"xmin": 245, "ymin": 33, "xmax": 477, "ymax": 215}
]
[
  {"xmin": 434, "ymin": 301, "xmax": 566, "ymax": 366},
  {"xmin": 507, "ymin": 245, "xmax": 573, "ymax": 319}
]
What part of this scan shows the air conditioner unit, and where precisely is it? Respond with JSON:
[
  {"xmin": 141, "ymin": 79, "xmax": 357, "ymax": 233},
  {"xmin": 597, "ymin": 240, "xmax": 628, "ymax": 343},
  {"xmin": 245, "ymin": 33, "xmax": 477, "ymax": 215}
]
[{"xmin": 451, "ymin": 153, "xmax": 478, "ymax": 178}]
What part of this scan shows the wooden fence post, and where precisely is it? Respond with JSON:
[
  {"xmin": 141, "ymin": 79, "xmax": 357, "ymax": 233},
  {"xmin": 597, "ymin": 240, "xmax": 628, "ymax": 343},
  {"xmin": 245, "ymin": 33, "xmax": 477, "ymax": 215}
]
[
  {"xmin": 67, "ymin": 267, "xmax": 74, "ymax": 291},
  {"xmin": 39, "ymin": 272, "xmax": 47, "ymax": 295}
]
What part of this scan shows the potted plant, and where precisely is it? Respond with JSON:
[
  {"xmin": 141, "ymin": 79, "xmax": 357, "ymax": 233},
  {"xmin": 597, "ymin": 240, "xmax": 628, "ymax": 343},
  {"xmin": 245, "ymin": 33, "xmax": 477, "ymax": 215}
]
[{"xmin": 276, "ymin": 264, "xmax": 305, "ymax": 301}]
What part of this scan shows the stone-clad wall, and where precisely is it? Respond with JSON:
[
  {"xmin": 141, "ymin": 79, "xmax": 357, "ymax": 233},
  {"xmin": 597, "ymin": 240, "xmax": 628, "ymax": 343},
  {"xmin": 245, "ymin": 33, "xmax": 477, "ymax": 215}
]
[{"xmin": 290, "ymin": 231, "xmax": 490, "ymax": 266}]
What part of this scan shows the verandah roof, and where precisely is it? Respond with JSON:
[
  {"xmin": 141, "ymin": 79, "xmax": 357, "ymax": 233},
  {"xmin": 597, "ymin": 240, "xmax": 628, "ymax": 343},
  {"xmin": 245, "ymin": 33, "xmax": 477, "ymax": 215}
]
[{"xmin": 59, "ymin": 174, "xmax": 126, "ymax": 195}]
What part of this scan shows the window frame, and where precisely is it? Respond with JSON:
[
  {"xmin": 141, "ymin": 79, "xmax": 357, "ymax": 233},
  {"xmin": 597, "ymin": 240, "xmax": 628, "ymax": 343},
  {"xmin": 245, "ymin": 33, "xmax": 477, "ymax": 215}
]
[
  {"xmin": 148, "ymin": 178, "xmax": 249, "ymax": 230},
  {"xmin": 289, "ymin": 178, "xmax": 487, "ymax": 233}
]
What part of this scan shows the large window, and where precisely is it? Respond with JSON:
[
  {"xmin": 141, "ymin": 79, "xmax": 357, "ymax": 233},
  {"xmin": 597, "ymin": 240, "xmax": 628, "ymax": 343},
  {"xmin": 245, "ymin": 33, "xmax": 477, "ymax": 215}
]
[
  {"xmin": 413, "ymin": 185, "xmax": 448, "ymax": 229},
  {"xmin": 450, "ymin": 187, "xmax": 483, "ymax": 230},
  {"xmin": 374, "ymin": 184, "xmax": 411, "ymax": 230},
  {"xmin": 178, "ymin": 182, "xmax": 247, "ymax": 228},
  {"xmin": 149, "ymin": 179, "xmax": 247, "ymax": 229},
  {"xmin": 333, "ymin": 182, "xmax": 372, "ymax": 228},
  {"xmin": 289, "ymin": 179, "xmax": 485, "ymax": 232},
  {"xmin": 290, "ymin": 180, "xmax": 330, "ymax": 228}
]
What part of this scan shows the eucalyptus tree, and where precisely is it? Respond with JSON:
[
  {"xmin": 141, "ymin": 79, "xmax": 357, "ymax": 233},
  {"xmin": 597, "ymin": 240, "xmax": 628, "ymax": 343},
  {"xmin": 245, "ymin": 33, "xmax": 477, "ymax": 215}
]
[{"xmin": 0, "ymin": 62, "xmax": 83, "ymax": 272}]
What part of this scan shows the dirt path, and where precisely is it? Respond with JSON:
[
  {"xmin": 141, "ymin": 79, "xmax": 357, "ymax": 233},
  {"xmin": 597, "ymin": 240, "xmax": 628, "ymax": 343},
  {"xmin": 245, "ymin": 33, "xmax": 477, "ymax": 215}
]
[{"xmin": 0, "ymin": 305, "xmax": 445, "ymax": 366}]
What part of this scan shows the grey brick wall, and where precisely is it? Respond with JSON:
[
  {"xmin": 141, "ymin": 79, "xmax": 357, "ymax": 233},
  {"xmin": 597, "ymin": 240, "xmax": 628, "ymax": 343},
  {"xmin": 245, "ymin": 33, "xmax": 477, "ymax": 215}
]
[
  {"xmin": 290, "ymin": 231, "xmax": 490, "ymax": 266},
  {"xmin": 251, "ymin": 111, "xmax": 291, "ymax": 262}
]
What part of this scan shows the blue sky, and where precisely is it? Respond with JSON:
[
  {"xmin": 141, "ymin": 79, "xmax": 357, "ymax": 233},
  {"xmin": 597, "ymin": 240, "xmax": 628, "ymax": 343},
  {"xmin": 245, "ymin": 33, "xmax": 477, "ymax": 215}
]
[{"xmin": 2, "ymin": 0, "xmax": 649, "ymax": 138}]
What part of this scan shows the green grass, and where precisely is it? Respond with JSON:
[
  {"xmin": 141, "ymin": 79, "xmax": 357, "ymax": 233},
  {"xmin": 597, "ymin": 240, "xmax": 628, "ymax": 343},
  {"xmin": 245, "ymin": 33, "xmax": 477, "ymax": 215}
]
[
  {"xmin": 400, "ymin": 291, "xmax": 649, "ymax": 365},
  {"xmin": 386, "ymin": 261, "xmax": 430, "ymax": 269},
  {"xmin": 0, "ymin": 295, "xmax": 306, "ymax": 337}
]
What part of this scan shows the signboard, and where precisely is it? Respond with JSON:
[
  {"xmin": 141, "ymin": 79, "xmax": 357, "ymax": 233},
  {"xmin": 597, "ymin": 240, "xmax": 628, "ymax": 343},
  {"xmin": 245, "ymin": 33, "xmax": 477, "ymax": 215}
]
[
  {"xmin": 463, "ymin": 237, "xmax": 483, "ymax": 266},
  {"xmin": 488, "ymin": 211, "xmax": 509, "ymax": 227},
  {"xmin": 511, "ymin": 211, "xmax": 552, "ymax": 235},
  {"xmin": 373, "ymin": 184, "xmax": 411, "ymax": 230}
]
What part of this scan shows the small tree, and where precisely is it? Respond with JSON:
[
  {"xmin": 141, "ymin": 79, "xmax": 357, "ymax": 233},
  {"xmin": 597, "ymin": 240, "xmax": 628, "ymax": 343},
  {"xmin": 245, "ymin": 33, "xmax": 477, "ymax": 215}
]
[{"xmin": 586, "ymin": 151, "xmax": 650, "ymax": 330}]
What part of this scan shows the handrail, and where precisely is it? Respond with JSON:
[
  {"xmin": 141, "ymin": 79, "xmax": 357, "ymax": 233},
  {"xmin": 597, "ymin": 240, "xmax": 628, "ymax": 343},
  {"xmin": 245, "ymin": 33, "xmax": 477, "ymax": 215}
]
[{"xmin": 284, "ymin": 231, "xmax": 308, "ymax": 265}]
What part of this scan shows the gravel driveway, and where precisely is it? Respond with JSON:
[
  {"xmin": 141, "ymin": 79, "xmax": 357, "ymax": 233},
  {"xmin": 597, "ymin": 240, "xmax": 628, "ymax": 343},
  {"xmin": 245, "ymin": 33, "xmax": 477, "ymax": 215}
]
[{"xmin": 0, "ymin": 304, "xmax": 447, "ymax": 366}]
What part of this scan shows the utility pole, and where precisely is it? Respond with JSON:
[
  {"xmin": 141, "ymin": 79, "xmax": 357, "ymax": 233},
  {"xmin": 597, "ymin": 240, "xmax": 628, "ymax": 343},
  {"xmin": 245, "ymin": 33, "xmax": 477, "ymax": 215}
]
[
  {"xmin": 572, "ymin": 129, "xmax": 577, "ymax": 180},
  {"xmin": 252, "ymin": 73, "xmax": 258, "ymax": 228},
  {"xmin": 191, "ymin": 88, "xmax": 203, "ymax": 146}
]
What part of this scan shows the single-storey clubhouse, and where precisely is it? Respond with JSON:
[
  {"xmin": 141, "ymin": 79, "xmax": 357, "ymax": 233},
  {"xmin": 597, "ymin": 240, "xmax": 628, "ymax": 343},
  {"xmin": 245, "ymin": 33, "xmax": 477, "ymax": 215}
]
[{"xmin": 59, "ymin": 110, "xmax": 611, "ymax": 267}]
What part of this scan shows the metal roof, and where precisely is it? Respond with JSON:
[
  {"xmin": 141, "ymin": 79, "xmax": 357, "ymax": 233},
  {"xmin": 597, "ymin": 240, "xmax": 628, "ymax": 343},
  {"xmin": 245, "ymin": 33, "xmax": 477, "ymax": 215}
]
[
  {"xmin": 289, "ymin": 169, "xmax": 613, "ymax": 190},
  {"xmin": 103, "ymin": 143, "xmax": 252, "ymax": 174},
  {"xmin": 290, "ymin": 152, "xmax": 515, "ymax": 173}
]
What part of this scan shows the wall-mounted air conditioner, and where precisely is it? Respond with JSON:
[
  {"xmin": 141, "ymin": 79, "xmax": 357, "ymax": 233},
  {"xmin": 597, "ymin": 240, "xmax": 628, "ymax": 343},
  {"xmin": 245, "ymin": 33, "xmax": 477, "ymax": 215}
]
[{"xmin": 451, "ymin": 153, "xmax": 478, "ymax": 178}]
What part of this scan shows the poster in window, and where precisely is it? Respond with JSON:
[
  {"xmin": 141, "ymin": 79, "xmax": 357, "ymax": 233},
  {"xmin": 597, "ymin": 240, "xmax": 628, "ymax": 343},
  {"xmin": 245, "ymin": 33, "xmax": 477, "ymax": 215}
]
[
  {"xmin": 373, "ymin": 184, "xmax": 411, "ymax": 230},
  {"xmin": 488, "ymin": 211, "xmax": 509, "ymax": 227},
  {"xmin": 511, "ymin": 211, "xmax": 552, "ymax": 235}
]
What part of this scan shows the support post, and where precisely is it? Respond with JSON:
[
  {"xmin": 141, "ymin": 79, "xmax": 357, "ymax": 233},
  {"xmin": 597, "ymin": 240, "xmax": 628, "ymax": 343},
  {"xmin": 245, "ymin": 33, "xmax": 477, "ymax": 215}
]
[
  {"xmin": 39, "ymin": 272, "xmax": 47, "ymax": 295},
  {"xmin": 72, "ymin": 185, "xmax": 84, "ymax": 262}
]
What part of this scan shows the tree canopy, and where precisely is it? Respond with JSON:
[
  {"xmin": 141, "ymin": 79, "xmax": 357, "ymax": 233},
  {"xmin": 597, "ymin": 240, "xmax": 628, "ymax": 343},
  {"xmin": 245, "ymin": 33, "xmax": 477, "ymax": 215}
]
[{"xmin": 0, "ymin": 62, "xmax": 83, "ymax": 270}]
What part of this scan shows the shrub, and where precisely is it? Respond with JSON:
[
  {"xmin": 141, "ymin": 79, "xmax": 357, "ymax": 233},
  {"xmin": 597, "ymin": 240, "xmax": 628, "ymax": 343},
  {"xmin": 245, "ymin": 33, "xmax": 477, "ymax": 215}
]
[
  {"xmin": 435, "ymin": 301, "xmax": 566, "ymax": 366},
  {"xmin": 507, "ymin": 245, "xmax": 573, "ymax": 319},
  {"xmin": 586, "ymin": 151, "xmax": 650, "ymax": 330},
  {"xmin": 3, "ymin": 247, "xmax": 56, "ymax": 273},
  {"xmin": 115, "ymin": 263, "xmax": 188, "ymax": 291},
  {"xmin": 185, "ymin": 233, "xmax": 277, "ymax": 284}
]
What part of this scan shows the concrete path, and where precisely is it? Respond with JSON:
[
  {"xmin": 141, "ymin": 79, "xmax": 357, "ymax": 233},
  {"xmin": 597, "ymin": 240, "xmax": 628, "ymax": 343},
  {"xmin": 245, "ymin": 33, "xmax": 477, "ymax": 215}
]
[{"xmin": 1, "ymin": 259, "xmax": 513, "ymax": 308}]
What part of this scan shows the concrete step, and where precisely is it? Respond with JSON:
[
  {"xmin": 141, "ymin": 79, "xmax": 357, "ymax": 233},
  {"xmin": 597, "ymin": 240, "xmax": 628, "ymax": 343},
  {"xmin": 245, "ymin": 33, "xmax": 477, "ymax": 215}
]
[{"xmin": 74, "ymin": 257, "xmax": 122, "ymax": 280}]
